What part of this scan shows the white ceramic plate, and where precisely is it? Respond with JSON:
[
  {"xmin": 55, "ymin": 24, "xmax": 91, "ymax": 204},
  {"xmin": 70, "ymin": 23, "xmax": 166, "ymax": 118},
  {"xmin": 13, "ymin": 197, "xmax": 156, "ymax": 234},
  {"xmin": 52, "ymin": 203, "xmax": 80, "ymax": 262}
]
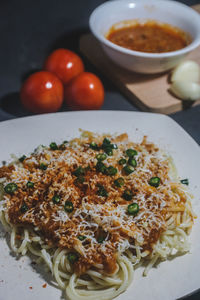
[{"xmin": 0, "ymin": 111, "xmax": 200, "ymax": 300}]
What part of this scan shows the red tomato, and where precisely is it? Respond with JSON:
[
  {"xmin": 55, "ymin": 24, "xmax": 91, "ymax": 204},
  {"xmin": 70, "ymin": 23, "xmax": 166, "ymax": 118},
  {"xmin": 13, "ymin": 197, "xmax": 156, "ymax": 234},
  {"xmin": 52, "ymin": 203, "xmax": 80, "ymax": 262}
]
[
  {"xmin": 44, "ymin": 49, "xmax": 84, "ymax": 84},
  {"xmin": 20, "ymin": 71, "xmax": 64, "ymax": 113},
  {"xmin": 64, "ymin": 72, "xmax": 104, "ymax": 110}
]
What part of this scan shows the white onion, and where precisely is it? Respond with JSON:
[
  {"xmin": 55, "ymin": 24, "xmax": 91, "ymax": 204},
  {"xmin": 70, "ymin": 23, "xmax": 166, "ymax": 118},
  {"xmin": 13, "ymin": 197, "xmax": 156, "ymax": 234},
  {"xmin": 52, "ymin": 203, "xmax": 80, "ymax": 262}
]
[
  {"xmin": 171, "ymin": 60, "xmax": 200, "ymax": 83},
  {"xmin": 169, "ymin": 81, "xmax": 200, "ymax": 101}
]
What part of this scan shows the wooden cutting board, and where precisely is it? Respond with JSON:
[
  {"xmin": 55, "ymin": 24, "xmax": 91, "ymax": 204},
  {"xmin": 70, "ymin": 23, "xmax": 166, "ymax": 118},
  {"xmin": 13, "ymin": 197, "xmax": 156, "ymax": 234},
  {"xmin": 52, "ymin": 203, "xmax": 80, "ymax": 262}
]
[{"xmin": 80, "ymin": 5, "xmax": 200, "ymax": 114}]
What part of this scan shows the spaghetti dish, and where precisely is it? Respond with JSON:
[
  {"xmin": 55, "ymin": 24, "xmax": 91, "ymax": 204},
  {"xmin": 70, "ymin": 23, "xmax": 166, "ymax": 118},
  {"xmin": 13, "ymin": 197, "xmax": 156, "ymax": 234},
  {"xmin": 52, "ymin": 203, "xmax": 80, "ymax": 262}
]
[{"xmin": 0, "ymin": 132, "xmax": 194, "ymax": 300}]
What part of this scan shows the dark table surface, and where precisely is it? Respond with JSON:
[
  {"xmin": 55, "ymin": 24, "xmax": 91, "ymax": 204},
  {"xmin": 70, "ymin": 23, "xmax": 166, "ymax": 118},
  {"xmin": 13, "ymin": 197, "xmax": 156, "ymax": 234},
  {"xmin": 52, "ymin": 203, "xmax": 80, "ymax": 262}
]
[{"xmin": 0, "ymin": 0, "xmax": 200, "ymax": 299}]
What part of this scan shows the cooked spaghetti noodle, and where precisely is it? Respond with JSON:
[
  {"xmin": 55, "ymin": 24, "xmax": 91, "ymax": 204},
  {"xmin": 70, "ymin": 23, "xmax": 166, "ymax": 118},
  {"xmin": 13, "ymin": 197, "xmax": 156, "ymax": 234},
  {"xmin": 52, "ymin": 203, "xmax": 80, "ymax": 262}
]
[{"xmin": 0, "ymin": 132, "xmax": 194, "ymax": 300}]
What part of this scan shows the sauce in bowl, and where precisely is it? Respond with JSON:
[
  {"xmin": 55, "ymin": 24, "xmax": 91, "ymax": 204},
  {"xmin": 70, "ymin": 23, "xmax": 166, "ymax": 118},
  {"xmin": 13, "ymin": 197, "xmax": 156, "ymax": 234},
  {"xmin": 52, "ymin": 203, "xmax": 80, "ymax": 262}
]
[{"xmin": 106, "ymin": 20, "xmax": 191, "ymax": 53}]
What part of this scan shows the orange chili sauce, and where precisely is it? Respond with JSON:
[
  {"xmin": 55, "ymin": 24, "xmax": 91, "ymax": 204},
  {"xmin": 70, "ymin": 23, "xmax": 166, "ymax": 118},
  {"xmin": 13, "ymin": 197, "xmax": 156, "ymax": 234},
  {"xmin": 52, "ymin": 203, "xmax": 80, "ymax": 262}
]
[{"xmin": 106, "ymin": 20, "xmax": 191, "ymax": 53}]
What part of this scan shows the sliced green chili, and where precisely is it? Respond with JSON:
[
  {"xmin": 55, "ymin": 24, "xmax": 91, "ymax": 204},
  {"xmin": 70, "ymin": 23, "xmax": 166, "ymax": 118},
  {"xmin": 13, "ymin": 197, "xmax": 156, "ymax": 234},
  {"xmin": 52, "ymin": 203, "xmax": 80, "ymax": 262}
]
[
  {"xmin": 102, "ymin": 138, "xmax": 113, "ymax": 156},
  {"xmin": 50, "ymin": 142, "xmax": 58, "ymax": 150},
  {"xmin": 26, "ymin": 181, "xmax": 34, "ymax": 188},
  {"xmin": 128, "ymin": 158, "xmax": 137, "ymax": 167},
  {"xmin": 122, "ymin": 189, "xmax": 133, "ymax": 201},
  {"xmin": 96, "ymin": 153, "xmax": 107, "ymax": 161},
  {"xmin": 20, "ymin": 203, "xmax": 28, "ymax": 213},
  {"xmin": 180, "ymin": 178, "xmax": 189, "ymax": 185},
  {"xmin": 73, "ymin": 166, "xmax": 85, "ymax": 177},
  {"xmin": 123, "ymin": 165, "xmax": 135, "ymax": 175},
  {"xmin": 107, "ymin": 166, "xmax": 117, "ymax": 176},
  {"xmin": 89, "ymin": 142, "xmax": 99, "ymax": 150},
  {"xmin": 104, "ymin": 147, "xmax": 113, "ymax": 156},
  {"xmin": 149, "ymin": 177, "xmax": 160, "ymax": 187},
  {"xmin": 118, "ymin": 158, "xmax": 126, "ymax": 165},
  {"xmin": 67, "ymin": 252, "xmax": 79, "ymax": 264},
  {"xmin": 59, "ymin": 142, "xmax": 67, "ymax": 150},
  {"xmin": 126, "ymin": 149, "xmax": 138, "ymax": 158},
  {"xmin": 84, "ymin": 165, "xmax": 91, "ymax": 172},
  {"xmin": 4, "ymin": 183, "xmax": 18, "ymax": 194},
  {"xmin": 39, "ymin": 163, "xmax": 47, "ymax": 170},
  {"xmin": 74, "ymin": 176, "xmax": 85, "ymax": 185},
  {"xmin": 112, "ymin": 144, "xmax": 118, "ymax": 149},
  {"xmin": 114, "ymin": 177, "xmax": 125, "ymax": 188},
  {"xmin": 127, "ymin": 203, "xmax": 139, "ymax": 215},
  {"xmin": 97, "ymin": 236, "xmax": 105, "ymax": 243},
  {"xmin": 96, "ymin": 161, "xmax": 107, "ymax": 174},
  {"xmin": 52, "ymin": 194, "xmax": 61, "ymax": 204},
  {"xmin": 19, "ymin": 155, "xmax": 26, "ymax": 163},
  {"xmin": 102, "ymin": 138, "xmax": 111, "ymax": 146},
  {"xmin": 78, "ymin": 235, "xmax": 86, "ymax": 241},
  {"xmin": 64, "ymin": 201, "xmax": 74, "ymax": 213},
  {"xmin": 97, "ymin": 184, "xmax": 108, "ymax": 197}
]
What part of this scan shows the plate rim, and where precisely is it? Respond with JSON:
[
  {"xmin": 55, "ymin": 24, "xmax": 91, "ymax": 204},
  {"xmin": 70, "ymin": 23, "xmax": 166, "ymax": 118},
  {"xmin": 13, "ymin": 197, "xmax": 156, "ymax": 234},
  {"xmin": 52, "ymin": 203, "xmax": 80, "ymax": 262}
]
[
  {"xmin": 0, "ymin": 110, "xmax": 199, "ymax": 300},
  {"xmin": 0, "ymin": 110, "xmax": 199, "ymax": 146}
]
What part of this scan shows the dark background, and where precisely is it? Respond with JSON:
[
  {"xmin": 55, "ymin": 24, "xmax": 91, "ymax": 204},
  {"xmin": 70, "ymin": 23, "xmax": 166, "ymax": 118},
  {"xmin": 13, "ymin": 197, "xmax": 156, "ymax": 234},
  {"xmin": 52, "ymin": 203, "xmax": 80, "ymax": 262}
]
[
  {"xmin": 0, "ymin": 0, "xmax": 200, "ymax": 146},
  {"xmin": 0, "ymin": 0, "xmax": 200, "ymax": 299}
]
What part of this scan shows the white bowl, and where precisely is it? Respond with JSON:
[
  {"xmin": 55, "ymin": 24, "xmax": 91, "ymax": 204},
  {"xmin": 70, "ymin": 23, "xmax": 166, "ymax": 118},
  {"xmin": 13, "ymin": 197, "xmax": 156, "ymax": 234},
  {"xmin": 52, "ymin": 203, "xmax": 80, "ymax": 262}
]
[{"xmin": 89, "ymin": 0, "xmax": 200, "ymax": 74}]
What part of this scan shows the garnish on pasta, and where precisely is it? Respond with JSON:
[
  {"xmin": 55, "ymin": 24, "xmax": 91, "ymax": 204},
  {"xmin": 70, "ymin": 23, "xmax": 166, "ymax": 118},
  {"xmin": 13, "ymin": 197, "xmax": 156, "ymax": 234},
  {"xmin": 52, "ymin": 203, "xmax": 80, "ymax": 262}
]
[{"xmin": 0, "ymin": 131, "xmax": 194, "ymax": 300}]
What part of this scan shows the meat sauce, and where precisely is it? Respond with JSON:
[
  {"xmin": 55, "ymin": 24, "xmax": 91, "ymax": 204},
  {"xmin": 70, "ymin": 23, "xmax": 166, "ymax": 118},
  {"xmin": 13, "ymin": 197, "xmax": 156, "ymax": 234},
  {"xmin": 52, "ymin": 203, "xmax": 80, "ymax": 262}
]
[
  {"xmin": 1, "ymin": 134, "xmax": 188, "ymax": 275},
  {"xmin": 106, "ymin": 20, "xmax": 190, "ymax": 53}
]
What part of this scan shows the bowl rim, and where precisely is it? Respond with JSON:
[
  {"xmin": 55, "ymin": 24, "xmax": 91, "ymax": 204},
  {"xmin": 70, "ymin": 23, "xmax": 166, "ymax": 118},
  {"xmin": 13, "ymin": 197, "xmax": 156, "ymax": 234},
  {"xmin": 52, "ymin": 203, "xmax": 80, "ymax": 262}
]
[{"xmin": 89, "ymin": 0, "xmax": 200, "ymax": 58}]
